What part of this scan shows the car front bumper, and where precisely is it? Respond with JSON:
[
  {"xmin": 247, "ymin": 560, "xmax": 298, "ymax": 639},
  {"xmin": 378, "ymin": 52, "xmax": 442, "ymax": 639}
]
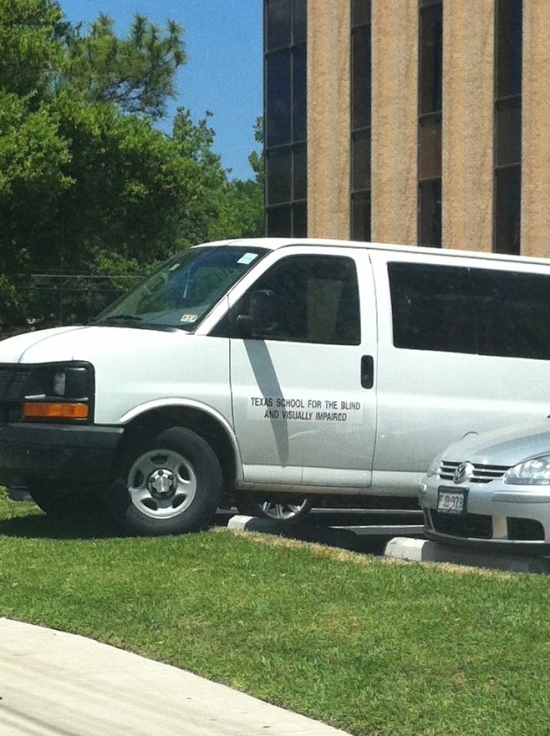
[{"xmin": 419, "ymin": 478, "xmax": 550, "ymax": 553}]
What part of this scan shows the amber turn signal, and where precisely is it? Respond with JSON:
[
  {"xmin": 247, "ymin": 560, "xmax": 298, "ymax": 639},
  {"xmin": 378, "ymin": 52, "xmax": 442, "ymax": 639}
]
[{"xmin": 24, "ymin": 402, "xmax": 89, "ymax": 420}]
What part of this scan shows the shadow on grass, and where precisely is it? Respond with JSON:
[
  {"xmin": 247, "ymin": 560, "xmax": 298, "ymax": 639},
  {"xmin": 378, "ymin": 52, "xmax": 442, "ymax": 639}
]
[
  {"xmin": 0, "ymin": 510, "xmax": 396, "ymax": 553},
  {"xmin": 1, "ymin": 493, "xmax": 411, "ymax": 553},
  {"xmin": 268, "ymin": 523, "xmax": 391, "ymax": 556},
  {"xmin": 0, "ymin": 511, "xmax": 124, "ymax": 540},
  {"xmin": 0, "ymin": 501, "xmax": 238, "ymax": 542}
]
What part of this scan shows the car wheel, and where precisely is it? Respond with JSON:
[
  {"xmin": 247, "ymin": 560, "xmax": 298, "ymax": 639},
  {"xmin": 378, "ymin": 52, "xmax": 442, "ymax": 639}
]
[
  {"xmin": 105, "ymin": 427, "xmax": 222, "ymax": 536},
  {"xmin": 27, "ymin": 480, "xmax": 104, "ymax": 520},
  {"xmin": 234, "ymin": 494, "xmax": 314, "ymax": 524}
]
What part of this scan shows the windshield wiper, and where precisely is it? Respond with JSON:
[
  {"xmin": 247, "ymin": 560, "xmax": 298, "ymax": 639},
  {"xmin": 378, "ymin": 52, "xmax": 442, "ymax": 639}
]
[
  {"xmin": 91, "ymin": 315, "xmax": 146, "ymax": 327},
  {"xmin": 91, "ymin": 315, "xmax": 178, "ymax": 332}
]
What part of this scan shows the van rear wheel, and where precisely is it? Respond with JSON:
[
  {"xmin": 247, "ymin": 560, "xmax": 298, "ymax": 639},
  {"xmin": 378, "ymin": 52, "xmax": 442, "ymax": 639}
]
[
  {"xmin": 105, "ymin": 427, "xmax": 222, "ymax": 536},
  {"xmin": 235, "ymin": 494, "xmax": 314, "ymax": 524}
]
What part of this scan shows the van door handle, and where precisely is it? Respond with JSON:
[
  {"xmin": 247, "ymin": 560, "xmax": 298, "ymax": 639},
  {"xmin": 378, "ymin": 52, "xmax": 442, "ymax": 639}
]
[{"xmin": 361, "ymin": 355, "xmax": 374, "ymax": 389}]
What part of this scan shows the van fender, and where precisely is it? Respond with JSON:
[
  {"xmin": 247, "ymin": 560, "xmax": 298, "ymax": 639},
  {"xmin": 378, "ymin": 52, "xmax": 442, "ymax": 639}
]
[{"xmin": 117, "ymin": 398, "xmax": 244, "ymax": 485}]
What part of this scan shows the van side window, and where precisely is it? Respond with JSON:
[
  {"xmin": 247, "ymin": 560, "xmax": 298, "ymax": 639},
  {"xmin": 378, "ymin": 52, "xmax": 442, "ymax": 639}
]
[
  {"xmin": 390, "ymin": 263, "xmax": 472, "ymax": 353},
  {"xmin": 220, "ymin": 255, "xmax": 361, "ymax": 344},
  {"xmin": 389, "ymin": 262, "xmax": 550, "ymax": 359}
]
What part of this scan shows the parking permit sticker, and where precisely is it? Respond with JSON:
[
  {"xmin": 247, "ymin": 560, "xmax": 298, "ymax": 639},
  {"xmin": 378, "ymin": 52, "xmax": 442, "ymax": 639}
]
[{"xmin": 180, "ymin": 313, "xmax": 198, "ymax": 323}]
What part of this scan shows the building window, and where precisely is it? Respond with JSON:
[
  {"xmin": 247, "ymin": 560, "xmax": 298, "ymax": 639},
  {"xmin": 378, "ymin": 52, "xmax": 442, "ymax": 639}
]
[
  {"xmin": 494, "ymin": 0, "xmax": 522, "ymax": 255},
  {"xmin": 351, "ymin": 0, "xmax": 372, "ymax": 241},
  {"xmin": 265, "ymin": 0, "xmax": 307, "ymax": 237},
  {"xmin": 418, "ymin": 0, "xmax": 443, "ymax": 247}
]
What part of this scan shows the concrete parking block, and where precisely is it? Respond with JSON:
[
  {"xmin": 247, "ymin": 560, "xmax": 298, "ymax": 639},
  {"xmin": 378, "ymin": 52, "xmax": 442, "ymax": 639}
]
[
  {"xmin": 384, "ymin": 536, "xmax": 550, "ymax": 574},
  {"xmin": 227, "ymin": 515, "xmax": 283, "ymax": 532}
]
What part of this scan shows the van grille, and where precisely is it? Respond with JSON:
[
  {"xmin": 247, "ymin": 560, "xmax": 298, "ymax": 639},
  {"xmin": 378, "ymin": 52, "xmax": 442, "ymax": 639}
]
[
  {"xmin": 437, "ymin": 460, "xmax": 509, "ymax": 484},
  {"xmin": 0, "ymin": 366, "xmax": 31, "ymax": 425}
]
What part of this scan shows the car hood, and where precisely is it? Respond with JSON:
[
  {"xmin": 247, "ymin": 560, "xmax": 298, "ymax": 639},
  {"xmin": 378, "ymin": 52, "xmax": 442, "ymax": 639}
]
[
  {"xmin": 0, "ymin": 324, "xmax": 190, "ymax": 364},
  {"xmin": 442, "ymin": 420, "xmax": 550, "ymax": 465}
]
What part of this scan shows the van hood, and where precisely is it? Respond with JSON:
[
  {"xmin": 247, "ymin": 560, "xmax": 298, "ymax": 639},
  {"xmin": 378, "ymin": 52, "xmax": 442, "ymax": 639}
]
[{"xmin": 0, "ymin": 325, "xmax": 190, "ymax": 364}]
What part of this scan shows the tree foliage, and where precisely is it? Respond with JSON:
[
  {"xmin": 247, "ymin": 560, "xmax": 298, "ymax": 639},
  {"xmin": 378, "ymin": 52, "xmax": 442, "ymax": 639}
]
[
  {"xmin": 0, "ymin": 0, "xmax": 264, "ymax": 333},
  {"xmin": 63, "ymin": 13, "xmax": 186, "ymax": 119},
  {"xmin": 0, "ymin": 0, "xmax": 65, "ymax": 98}
]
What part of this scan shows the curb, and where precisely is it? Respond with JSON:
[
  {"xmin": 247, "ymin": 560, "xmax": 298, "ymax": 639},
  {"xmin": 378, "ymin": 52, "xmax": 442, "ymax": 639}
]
[
  {"xmin": 384, "ymin": 536, "xmax": 550, "ymax": 574},
  {"xmin": 226, "ymin": 515, "xmax": 419, "ymax": 555},
  {"xmin": 229, "ymin": 521, "xmax": 550, "ymax": 575},
  {"xmin": 227, "ymin": 515, "xmax": 287, "ymax": 533}
]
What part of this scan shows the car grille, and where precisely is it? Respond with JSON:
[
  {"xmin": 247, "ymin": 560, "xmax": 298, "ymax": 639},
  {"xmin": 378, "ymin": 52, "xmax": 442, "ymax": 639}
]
[
  {"xmin": 0, "ymin": 366, "xmax": 31, "ymax": 425},
  {"xmin": 430, "ymin": 509, "xmax": 493, "ymax": 538},
  {"xmin": 428, "ymin": 510, "xmax": 545, "ymax": 541},
  {"xmin": 507, "ymin": 517, "xmax": 545, "ymax": 541},
  {"xmin": 437, "ymin": 460, "xmax": 509, "ymax": 484}
]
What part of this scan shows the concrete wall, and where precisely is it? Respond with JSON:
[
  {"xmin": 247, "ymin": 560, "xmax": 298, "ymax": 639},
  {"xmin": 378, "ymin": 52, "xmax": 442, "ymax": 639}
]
[
  {"xmin": 371, "ymin": 0, "xmax": 418, "ymax": 246},
  {"xmin": 307, "ymin": 0, "xmax": 351, "ymax": 239},
  {"xmin": 442, "ymin": 0, "xmax": 494, "ymax": 252},
  {"xmin": 521, "ymin": 0, "xmax": 550, "ymax": 258},
  {"xmin": 304, "ymin": 0, "xmax": 550, "ymax": 257}
]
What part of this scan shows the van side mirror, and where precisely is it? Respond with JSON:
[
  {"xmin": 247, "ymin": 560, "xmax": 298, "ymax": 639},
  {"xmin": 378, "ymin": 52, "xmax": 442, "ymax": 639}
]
[{"xmin": 236, "ymin": 289, "xmax": 277, "ymax": 339}]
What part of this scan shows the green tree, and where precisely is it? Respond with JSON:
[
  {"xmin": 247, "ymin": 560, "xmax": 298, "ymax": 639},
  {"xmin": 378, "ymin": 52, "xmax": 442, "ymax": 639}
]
[
  {"xmin": 0, "ymin": 0, "xmax": 70, "ymax": 327},
  {"xmin": 211, "ymin": 115, "xmax": 264, "ymax": 240},
  {"xmin": 0, "ymin": 0, "xmax": 66, "ymax": 98},
  {"xmin": 248, "ymin": 116, "xmax": 264, "ymax": 186},
  {"xmin": 0, "ymin": 1, "xmax": 263, "ymax": 332},
  {"xmin": 62, "ymin": 13, "xmax": 186, "ymax": 119},
  {"xmin": 0, "ymin": 1, "xmax": 192, "ymax": 328}
]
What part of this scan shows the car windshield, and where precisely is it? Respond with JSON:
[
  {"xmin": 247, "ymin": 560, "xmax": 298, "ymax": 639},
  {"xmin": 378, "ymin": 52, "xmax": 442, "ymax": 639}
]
[{"xmin": 92, "ymin": 245, "xmax": 267, "ymax": 331}]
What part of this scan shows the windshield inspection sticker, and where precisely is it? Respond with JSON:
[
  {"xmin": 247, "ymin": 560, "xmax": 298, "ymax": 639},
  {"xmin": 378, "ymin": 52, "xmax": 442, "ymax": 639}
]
[
  {"xmin": 248, "ymin": 396, "xmax": 363, "ymax": 424},
  {"xmin": 237, "ymin": 252, "xmax": 259, "ymax": 265},
  {"xmin": 180, "ymin": 313, "xmax": 198, "ymax": 323}
]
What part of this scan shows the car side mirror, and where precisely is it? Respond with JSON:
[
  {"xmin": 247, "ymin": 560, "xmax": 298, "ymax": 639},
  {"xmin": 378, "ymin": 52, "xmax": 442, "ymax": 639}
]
[{"xmin": 236, "ymin": 289, "xmax": 277, "ymax": 339}]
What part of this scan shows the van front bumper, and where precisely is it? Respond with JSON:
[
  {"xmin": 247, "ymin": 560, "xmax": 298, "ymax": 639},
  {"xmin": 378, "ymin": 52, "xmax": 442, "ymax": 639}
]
[{"xmin": 0, "ymin": 423, "xmax": 124, "ymax": 488}]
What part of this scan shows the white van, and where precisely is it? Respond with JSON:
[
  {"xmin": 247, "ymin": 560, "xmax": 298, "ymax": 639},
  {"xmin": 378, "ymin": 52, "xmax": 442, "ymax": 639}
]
[{"xmin": 1, "ymin": 237, "xmax": 550, "ymax": 535}]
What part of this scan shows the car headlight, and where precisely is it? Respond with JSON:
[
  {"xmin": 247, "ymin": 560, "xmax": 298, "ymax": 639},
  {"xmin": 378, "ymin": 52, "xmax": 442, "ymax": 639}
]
[
  {"xmin": 504, "ymin": 455, "xmax": 550, "ymax": 485},
  {"xmin": 23, "ymin": 362, "xmax": 94, "ymax": 422}
]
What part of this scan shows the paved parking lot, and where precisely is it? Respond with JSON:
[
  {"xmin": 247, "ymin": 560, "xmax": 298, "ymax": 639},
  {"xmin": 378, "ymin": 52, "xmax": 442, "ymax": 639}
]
[
  {"xmin": 222, "ymin": 504, "xmax": 425, "ymax": 555},
  {"xmin": 225, "ymin": 505, "xmax": 550, "ymax": 575}
]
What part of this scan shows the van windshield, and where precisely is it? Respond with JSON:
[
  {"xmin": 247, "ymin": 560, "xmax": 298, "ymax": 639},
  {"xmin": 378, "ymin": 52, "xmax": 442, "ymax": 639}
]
[{"xmin": 93, "ymin": 245, "xmax": 267, "ymax": 331}]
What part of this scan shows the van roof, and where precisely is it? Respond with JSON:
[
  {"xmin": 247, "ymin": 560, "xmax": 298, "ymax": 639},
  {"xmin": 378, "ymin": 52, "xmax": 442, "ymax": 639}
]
[{"xmin": 202, "ymin": 237, "xmax": 550, "ymax": 268}]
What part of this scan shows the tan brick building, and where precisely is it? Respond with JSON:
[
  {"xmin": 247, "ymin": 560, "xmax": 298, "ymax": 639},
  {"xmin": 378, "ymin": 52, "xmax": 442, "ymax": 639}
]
[{"xmin": 264, "ymin": 0, "xmax": 548, "ymax": 257}]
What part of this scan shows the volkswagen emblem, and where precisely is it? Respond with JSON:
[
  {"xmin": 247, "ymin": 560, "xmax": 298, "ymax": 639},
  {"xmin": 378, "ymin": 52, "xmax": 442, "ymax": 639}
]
[{"xmin": 453, "ymin": 461, "xmax": 474, "ymax": 484}]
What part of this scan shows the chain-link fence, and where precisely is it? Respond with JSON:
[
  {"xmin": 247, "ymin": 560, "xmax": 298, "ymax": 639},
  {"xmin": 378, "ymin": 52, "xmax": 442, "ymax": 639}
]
[{"xmin": 1, "ymin": 272, "xmax": 143, "ymax": 338}]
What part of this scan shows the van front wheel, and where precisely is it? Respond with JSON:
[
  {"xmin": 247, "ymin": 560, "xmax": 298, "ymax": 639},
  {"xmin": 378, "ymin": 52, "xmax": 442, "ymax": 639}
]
[{"xmin": 106, "ymin": 427, "xmax": 222, "ymax": 536}]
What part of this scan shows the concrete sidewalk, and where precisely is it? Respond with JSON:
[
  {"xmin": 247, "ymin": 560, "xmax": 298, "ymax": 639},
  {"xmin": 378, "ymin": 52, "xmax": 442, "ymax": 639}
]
[{"xmin": 0, "ymin": 618, "xmax": 351, "ymax": 736}]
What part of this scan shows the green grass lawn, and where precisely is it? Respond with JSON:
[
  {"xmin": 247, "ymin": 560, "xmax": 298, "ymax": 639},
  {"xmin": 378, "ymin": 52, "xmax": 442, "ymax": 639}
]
[{"xmin": 1, "ymin": 488, "xmax": 550, "ymax": 736}]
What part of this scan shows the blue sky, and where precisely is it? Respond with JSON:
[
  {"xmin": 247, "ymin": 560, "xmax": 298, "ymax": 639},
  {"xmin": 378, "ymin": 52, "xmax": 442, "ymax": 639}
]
[{"xmin": 59, "ymin": 0, "xmax": 263, "ymax": 180}]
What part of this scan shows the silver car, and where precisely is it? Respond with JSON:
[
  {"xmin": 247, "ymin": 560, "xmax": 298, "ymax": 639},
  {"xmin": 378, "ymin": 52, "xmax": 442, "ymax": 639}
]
[{"xmin": 420, "ymin": 421, "xmax": 550, "ymax": 552}]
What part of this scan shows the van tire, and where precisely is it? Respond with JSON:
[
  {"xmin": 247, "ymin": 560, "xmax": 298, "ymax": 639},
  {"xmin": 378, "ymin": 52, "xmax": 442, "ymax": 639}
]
[
  {"xmin": 105, "ymin": 427, "xmax": 222, "ymax": 536},
  {"xmin": 234, "ymin": 494, "xmax": 314, "ymax": 524}
]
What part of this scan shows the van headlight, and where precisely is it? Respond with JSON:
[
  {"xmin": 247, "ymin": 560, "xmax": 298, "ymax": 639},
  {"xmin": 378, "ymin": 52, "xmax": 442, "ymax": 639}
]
[
  {"xmin": 504, "ymin": 456, "xmax": 550, "ymax": 485},
  {"xmin": 23, "ymin": 362, "xmax": 94, "ymax": 422}
]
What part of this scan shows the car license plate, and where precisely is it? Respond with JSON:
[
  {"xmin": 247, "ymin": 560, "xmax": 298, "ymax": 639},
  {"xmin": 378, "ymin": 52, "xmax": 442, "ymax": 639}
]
[{"xmin": 437, "ymin": 487, "xmax": 467, "ymax": 514}]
